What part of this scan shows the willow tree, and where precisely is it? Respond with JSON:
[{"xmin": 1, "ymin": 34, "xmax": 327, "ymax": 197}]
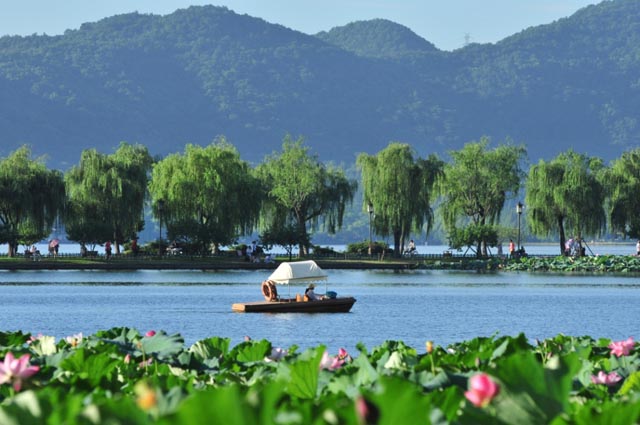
[
  {"xmin": 256, "ymin": 136, "xmax": 357, "ymax": 256},
  {"xmin": 148, "ymin": 139, "xmax": 261, "ymax": 253},
  {"xmin": 0, "ymin": 146, "xmax": 65, "ymax": 256},
  {"xmin": 439, "ymin": 138, "xmax": 526, "ymax": 257},
  {"xmin": 357, "ymin": 142, "xmax": 443, "ymax": 256},
  {"xmin": 525, "ymin": 150, "xmax": 606, "ymax": 255},
  {"xmin": 601, "ymin": 148, "xmax": 640, "ymax": 238},
  {"xmin": 65, "ymin": 143, "xmax": 153, "ymax": 253}
]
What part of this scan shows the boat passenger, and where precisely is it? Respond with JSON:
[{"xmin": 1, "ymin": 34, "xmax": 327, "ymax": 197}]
[{"xmin": 305, "ymin": 283, "xmax": 324, "ymax": 301}]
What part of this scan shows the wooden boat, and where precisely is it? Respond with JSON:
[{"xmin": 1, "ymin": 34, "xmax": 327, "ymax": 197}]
[{"xmin": 232, "ymin": 260, "xmax": 356, "ymax": 313}]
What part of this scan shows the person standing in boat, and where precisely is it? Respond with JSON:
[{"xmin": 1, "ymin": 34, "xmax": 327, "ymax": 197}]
[{"xmin": 305, "ymin": 283, "xmax": 325, "ymax": 301}]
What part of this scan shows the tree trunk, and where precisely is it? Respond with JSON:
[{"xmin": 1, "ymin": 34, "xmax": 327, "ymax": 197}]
[
  {"xmin": 393, "ymin": 230, "xmax": 401, "ymax": 257},
  {"xmin": 296, "ymin": 213, "xmax": 307, "ymax": 257},
  {"xmin": 558, "ymin": 215, "xmax": 566, "ymax": 256}
]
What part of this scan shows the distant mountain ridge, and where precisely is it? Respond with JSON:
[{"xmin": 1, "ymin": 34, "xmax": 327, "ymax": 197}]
[
  {"xmin": 0, "ymin": 1, "xmax": 639, "ymax": 169},
  {"xmin": 316, "ymin": 19, "xmax": 439, "ymax": 58}
]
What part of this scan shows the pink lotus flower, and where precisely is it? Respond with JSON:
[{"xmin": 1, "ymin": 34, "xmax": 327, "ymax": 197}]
[
  {"xmin": 337, "ymin": 348, "xmax": 351, "ymax": 362},
  {"xmin": 591, "ymin": 371, "xmax": 622, "ymax": 386},
  {"xmin": 0, "ymin": 352, "xmax": 40, "ymax": 391},
  {"xmin": 124, "ymin": 354, "xmax": 131, "ymax": 364},
  {"xmin": 465, "ymin": 373, "xmax": 499, "ymax": 408},
  {"xmin": 609, "ymin": 337, "xmax": 634, "ymax": 357},
  {"xmin": 319, "ymin": 351, "xmax": 345, "ymax": 370},
  {"xmin": 145, "ymin": 330, "xmax": 156, "ymax": 337}
]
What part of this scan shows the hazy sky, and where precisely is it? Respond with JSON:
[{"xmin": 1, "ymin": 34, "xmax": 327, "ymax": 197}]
[{"xmin": 3, "ymin": 0, "xmax": 600, "ymax": 51}]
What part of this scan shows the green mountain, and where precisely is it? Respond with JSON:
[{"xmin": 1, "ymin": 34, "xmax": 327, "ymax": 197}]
[
  {"xmin": 315, "ymin": 19, "xmax": 439, "ymax": 58},
  {"xmin": 1, "ymin": 1, "xmax": 639, "ymax": 170}
]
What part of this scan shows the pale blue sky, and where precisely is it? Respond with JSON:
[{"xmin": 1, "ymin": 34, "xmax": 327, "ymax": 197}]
[{"xmin": 3, "ymin": 0, "xmax": 600, "ymax": 51}]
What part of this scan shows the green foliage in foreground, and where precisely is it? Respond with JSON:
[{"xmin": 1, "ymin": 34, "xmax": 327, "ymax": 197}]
[
  {"xmin": 0, "ymin": 329, "xmax": 639, "ymax": 424},
  {"xmin": 506, "ymin": 254, "xmax": 640, "ymax": 273}
]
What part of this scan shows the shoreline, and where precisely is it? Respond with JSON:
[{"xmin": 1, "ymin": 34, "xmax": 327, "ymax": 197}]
[{"xmin": 0, "ymin": 258, "xmax": 418, "ymax": 271}]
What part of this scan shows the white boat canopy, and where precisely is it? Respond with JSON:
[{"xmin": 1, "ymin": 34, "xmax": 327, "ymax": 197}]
[{"xmin": 268, "ymin": 260, "xmax": 328, "ymax": 285}]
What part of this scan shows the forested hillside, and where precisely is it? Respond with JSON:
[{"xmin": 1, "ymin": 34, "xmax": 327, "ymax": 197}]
[{"xmin": 0, "ymin": 0, "xmax": 639, "ymax": 169}]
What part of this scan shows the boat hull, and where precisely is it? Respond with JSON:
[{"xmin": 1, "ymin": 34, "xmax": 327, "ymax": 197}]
[{"xmin": 232, "ymin": 297, "xmax": 356, "ymax": 313}]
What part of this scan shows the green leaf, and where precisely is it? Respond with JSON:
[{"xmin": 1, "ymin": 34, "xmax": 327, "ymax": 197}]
[
  {"xmin": 160, "ymin": 386, "xmax": 254, "ymax": 425},
  {"xmin": 59, "ymin": 348, "xmax": 120, "ymax": 388},
  {"xmin": 0, "ymin": 391, "xmax": 43, "ymax": 425},
  {"xmin": 619, "ymin": 370, "xmax": 640, "ymax": 395},
  {"xmin": 369, "ymin": 376, "xmax": 431, "ymax": 425},
  {"xmin": 0, "ymin": 331, "xmax": 30, "ymax": 349},
  {"xmin": 234, "ymin": 340, "xmax": 271, "ymax": 363},
  {"xmin": 139, "ymin": 332, "xmax": 185, "ymax": 361},
  {"xmin": 283, "ymin": 346, "xmax": 324, "ymax": 400},
  {"xmin": 189, "ymin": 337, "xmax": 230, "ymax": 361},
  {"xmin": 489, "ymin": 352, "xmax": 580, "ymax": 424}
]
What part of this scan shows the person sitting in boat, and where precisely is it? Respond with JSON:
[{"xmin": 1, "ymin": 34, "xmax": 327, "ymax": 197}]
[{"xmin": 304, "ymin": 283, "xmax": 325, "ymax": 301}]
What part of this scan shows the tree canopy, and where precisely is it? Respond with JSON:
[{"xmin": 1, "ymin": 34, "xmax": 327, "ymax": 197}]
[
  {"xmin": 0, "ymin": 146, "xmax": 65, "ymax": 256},
  {"xmin": 439, "ymin": 139, "xmax": 526, "ymax": 256},
  {"xmin": 148, "ymin": 139, "xmax": 261, "ymax": 253},
  {"xmin": 64, "ymin": 143, "xmax": 153, "ymax": 252},
  {"xmin": 525, "ymin": 150, "xmax": 606, "ymax": 254},
  {"xmin": 601, "ymin": 148, "xmax": 640, "ymax": 239},
  {"xmin": 255, "ymin": 136, "xmax": 357, "ymax": 255},
  {"xmin": 357, "ymin": 142, "xmax": 443, "ymax": 256}
]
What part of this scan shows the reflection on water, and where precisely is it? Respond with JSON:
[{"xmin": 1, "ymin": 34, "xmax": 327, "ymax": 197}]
[{"xmin": 1, "ymin": 269, "xmax": 639, "ymax": 354}]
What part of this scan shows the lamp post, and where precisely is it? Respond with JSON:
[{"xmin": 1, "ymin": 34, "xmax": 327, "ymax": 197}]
[
  {"xmin": 516, "ymin": 201, "xmax": 523, "ymax": 251},
  {"xmin": 367, "ymin": 202, "xmax": 374, "ymax": 256},
  {"xmin": 158, "ymin": 199, "xmax": 165, "ymax": 256}
]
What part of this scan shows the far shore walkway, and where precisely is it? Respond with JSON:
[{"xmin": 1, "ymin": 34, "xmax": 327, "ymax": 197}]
[{"xmin": 0, "ymin": 257, "xmax": 421, "ymax": 271}]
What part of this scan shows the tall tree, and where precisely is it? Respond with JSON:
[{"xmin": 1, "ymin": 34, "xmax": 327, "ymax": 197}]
[
  {"xmin": 525, "ymin": 149, "xmax": 606, "ymax": 255},
  {"xmin": 256, "ymin": 136, "xmax": 357, "ymax": 256},
  {"xmin": 357, "ymin": 142, "xmax": 443, "ymax": 256},
  {"xmin": 148, "ymin": 139, "xmax": 261, "ymax": 253},
  {"xmin": 601, "ymin": 148, "xmax": 640, "ymax": 239},
  {"xmin": 65, "ymin": 143, "xmax": 153, "ymax": 253},
  {"xmin": 0, "ymin": 146, "xmax": 65, "ymax": 256},
  {"xmin": 439, "ymin": 138, "xmax": 526, "ymax": 256}
]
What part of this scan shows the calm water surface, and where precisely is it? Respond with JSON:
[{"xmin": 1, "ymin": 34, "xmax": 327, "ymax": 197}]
[{"xmin": 1, "ymin": 269, "xmax": 638, "ymax": 354}]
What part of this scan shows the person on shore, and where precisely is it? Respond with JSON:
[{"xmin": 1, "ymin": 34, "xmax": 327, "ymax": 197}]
[
  {"xmin": 105, "ymin": 240, "xmax": 112, "ymax": 260},
  {"xmin": 404, "ymin": 239, "xmax": 416, "ymax": 256},
  {"xmin": 304, "ymin": 283, "xmax": 324, "ymax": 301},
  {"xmin": 131, "ymin": 238, "xmax": 138, "ymax": 256},
  {"xmin": 30, "ymin": 245, "xmax": 41, "ymax": 261},
  {"xmin": 509, "ymin": 239, "xmax": 515, "ymax": 257},
  {"xmin": 565, "ymin": 238, "xmax": 574, "ymax": 256},
  {"xmin": 636, "ymin": 240, "xmax": 640, "ymax": 256}
]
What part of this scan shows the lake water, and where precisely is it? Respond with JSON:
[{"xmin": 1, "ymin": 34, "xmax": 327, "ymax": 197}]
[{"xmin": 1, "ymin": 269, "xmax": 638, "ymax": 355}]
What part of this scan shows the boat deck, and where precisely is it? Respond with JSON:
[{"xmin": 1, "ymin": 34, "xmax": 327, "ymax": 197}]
[{"xmin": 232, "ymin": 297, "xmax": 356, "ymax": 313}]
